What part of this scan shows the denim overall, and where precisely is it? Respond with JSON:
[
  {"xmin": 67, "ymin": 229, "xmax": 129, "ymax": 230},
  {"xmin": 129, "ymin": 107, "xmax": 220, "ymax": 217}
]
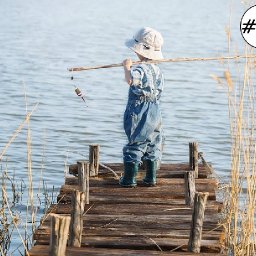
[{"xmin": 123, "ymin": 63, "xmax": 164, "ymax": 164}]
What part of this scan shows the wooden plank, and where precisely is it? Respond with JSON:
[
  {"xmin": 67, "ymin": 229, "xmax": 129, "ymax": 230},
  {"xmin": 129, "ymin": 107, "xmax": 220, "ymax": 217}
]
[
  {"xmin": 102, "ymin": 163, "xmax": 209, "ymax": 173},
  {"xmin": 39, "ymin": 214, "xmax": 221, "ymax": 232},
  {"xmin": 57, "ymin": 194, "xmax": 218, "ymax": 205},
  {"xmin": 35, "ymin": 236, "xmax": 221, "ymax": 252},
  {"xmin": 65, "ymin": 176, "xmax": 218, "ymax": 189},
  {"xmin": 41, "ymin": 213, "xmax": 220, "ymax": 223},
  {"xmin": 46, "ymin": 202, "xmax": 222, "ymax": 215},
  {"xmin": 57, "ymin": 184, "xmax": 216, "ymax": 203},
  {"xmin": 81, "ymin": 214, "xmax": 220, "ymax": 229},
  {"xmin": 34, "ymin": 226, "xmax": 222, "ymax": 241},
  {"xmin": 69, "ymin": 163, "xmax": 211, "ymax": 178},
  {"xmin": 60, "ymin": 184, "xmax": 217, "ymax": 196},
  {"xmin": 29, "ymin": 245, "xmax": 223, "ymax": 256},
  {"xmin": 35, "ymin": 223, "xmax": 222, "ymax": 238},
  {"xmin": 78, "ymin": 236, "xmax": 220, "ymax": 252}
]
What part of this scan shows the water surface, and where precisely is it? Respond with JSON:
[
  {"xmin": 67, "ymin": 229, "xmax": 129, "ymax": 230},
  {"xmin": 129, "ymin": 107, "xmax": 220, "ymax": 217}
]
[{"xmin": 0, "ymin": 0, "xmax": 246, "ymax": 253}]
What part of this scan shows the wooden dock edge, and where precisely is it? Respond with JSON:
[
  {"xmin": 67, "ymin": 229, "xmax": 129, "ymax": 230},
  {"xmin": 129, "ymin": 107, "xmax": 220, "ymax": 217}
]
[{"xmin": 28, "ymin": 143, "xmax": 225, "ymax": 255}]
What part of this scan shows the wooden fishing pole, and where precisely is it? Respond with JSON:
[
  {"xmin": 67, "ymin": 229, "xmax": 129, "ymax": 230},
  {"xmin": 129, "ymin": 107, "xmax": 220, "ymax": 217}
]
[{"xmin": 68, "ymin": 54, "xmax": 256, "ymax": 72}]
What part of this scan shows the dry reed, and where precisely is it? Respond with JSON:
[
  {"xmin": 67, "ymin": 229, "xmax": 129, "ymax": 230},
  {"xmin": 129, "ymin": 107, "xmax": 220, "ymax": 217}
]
[
  {"xmin": 220, "ymin": 46, "xmax": 256, "ymax": 255},
  {"xmin": 0, "ymin": 99, "xmax": 57, "ymax": 255},
  {"xmin": 0, "ymin": 103, "xmax": 38, "ymax": 162}
]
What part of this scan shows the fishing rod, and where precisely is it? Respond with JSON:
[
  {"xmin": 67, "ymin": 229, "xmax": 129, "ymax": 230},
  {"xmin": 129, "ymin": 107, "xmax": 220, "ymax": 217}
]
[
  {"xmin": 69, "ymin": 54, "xmax": 256, "ymax": 103},
  {"xmin": 68, "ymin": 54, "xmax": 256, "ymax": 72}
]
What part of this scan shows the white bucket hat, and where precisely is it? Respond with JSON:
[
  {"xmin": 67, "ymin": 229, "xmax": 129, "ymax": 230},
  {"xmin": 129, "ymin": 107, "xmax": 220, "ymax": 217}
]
[{"xmin": 125, "ymin": 27, "xmax": 164, "ymax": 60}]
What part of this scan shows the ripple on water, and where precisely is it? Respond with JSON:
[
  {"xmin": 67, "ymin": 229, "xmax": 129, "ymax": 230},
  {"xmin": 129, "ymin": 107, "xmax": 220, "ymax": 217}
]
[{"xmin": 0, "ymin": 0, "xmax": 246, "ymax": 253}]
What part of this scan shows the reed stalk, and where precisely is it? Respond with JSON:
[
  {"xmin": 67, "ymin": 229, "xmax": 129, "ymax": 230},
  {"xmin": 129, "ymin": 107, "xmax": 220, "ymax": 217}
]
[
  {"xmin": 0, "ymin": 103, "xmax": 38, "ymax": 162},
  {"xmin": 221, "ymin": 46, "xmax": 256, "ymax": 255},
  {"xmin": 25, "ymin": 101, "xmax": 35, "ymax": 235},
  {"xmin": 0, "ymin": 98, "xmax": 57, "ymax": 255}
]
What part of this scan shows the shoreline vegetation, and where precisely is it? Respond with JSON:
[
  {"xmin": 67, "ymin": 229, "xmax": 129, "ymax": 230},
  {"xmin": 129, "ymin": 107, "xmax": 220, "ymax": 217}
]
[
  {"xmin": 221, "ymin": 46, "xmax": 256, "ymax": 255},
  {"xmin": 0, "ymin": 104, "xmax": 57, "ymax": 255},
  {"xmin": 0, "ymin": 168, "xmax": 57, "ymax": 255}
]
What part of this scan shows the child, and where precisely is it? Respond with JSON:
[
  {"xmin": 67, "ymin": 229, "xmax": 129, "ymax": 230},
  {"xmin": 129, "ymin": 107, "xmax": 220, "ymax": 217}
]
[{"xmin": 120, "ymin": 27, "xmax": 164, "ymax": 187}]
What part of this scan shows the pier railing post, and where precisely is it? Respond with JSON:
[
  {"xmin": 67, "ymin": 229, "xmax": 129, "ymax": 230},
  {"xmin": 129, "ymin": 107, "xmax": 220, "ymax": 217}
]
[
  {"xmin": 69, "ymin": 190, "xmax": 85, "ymax": 247},
  {"xmin": 189, "ymin": 142, "xmax": 198, "ymax": 178},
  {"xmin": 188, "ymin": 192, "xmax": 209, "ymax": 253},
  {"xmin": 77, "ymin": 161, "xmax": 89, "ymax": 204},
  {"xmin": 49, "ymin": 214, "xmax": 71, "ymax": 256},
  {"xmin": 184, "ymin": 171, "xmax": 196, "ymax": 206},
  {"xmin": 89, "ymin": 144, "xmax": 100, "ymax": 177}
]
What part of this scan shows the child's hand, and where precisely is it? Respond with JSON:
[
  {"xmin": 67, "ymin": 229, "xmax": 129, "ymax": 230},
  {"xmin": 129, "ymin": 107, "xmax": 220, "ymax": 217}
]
[
  {"xmin": 123, "ymin": 59, "xmax": 132, "ymax": 69},
  {"xmin": 123, "ymin": 59, "xmax": 132, "ymax": 85}
]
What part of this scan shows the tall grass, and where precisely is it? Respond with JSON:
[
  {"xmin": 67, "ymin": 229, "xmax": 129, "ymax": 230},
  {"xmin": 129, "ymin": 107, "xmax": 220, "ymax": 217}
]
[
  {"xmin": 0, "ymin": 168, "xmax": 18, "ymax": 255},
  {"xmin": 0, "ymin": 102, "xmax": 57, "ymax": 255},
  {"xmin": 222, "ymin": 46, "xmax": 256, "ymax": 255}
]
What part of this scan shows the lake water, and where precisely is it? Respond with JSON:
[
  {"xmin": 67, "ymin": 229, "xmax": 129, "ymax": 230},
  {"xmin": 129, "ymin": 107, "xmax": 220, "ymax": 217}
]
[{"xmin": 0, "ymin": 0, "xmax": 248, "ymax": 254}]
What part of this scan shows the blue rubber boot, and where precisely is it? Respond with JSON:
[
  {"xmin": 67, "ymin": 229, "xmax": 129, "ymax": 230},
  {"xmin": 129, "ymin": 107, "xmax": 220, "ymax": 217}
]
[
  {"xmin": 143, "ymin": 160, "xmax": 157, "ymax": 186},
  {"xmin": 119, "ymin": 162, "xmax": 138, "ymax": 187}
]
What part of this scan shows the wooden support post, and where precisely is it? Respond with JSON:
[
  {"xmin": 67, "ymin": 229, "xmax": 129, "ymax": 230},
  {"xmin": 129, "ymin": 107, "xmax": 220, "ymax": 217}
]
[
  {"xmin": 188, "ymin": 192, "xmax": 209, "ymax": 253},
  {"xmin": 77, "ymin": 161, "xmax": 89, "ymax": 204},
  {"xmin": 69, "ymin": 190, "xmax": 85, "ymax": 247},
  {"xmin": 89, "ymin": 144, "xmax": 100, "ymax": 176},
  {"xmin": 189, "ymin": 142, "xmax": 198, "ymax": 178},
  {"xmin": 184, "ymin": 171, "xmax": 196, "ymax": 206},
  {"xmin": 49, "ymin": 214, "xmax": 71, "ymax": 256}
]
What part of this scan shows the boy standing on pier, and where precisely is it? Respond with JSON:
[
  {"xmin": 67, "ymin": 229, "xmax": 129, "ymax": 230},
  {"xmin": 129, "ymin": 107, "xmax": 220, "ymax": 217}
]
[{"xmin": 120, "ymin": 27, "xmax": 164, "ymax": 187}]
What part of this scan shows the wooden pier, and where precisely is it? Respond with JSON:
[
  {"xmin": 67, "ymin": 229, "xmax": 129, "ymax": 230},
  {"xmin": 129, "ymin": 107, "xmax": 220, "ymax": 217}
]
[{"xmin": 28, "ymin": 143, "xmax": 224, "ymax": 256}]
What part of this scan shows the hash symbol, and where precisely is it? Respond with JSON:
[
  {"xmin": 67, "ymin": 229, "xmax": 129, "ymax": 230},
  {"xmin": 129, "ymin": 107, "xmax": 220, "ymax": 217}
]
[{"xmin": 242, "ymin": 19, "xmax": 256, "ymax": 33}]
